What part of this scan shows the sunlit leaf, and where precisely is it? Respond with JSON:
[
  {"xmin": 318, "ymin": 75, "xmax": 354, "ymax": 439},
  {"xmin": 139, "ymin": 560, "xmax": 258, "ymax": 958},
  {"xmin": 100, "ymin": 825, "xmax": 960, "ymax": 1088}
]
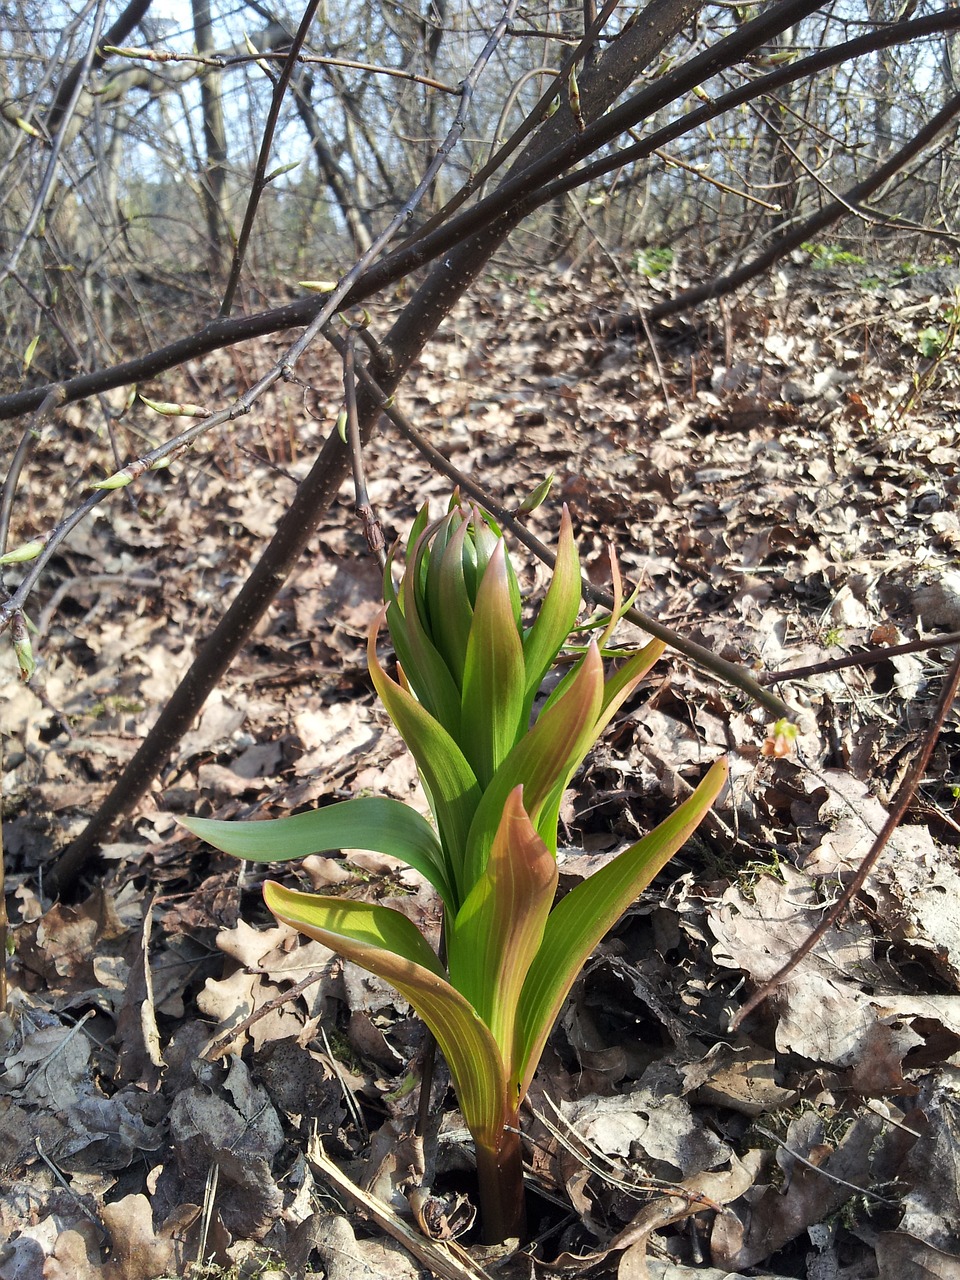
[
  {"xmin": 597, "ymin": 639, "xmax": 665, "ymax": 728},
  {"xmin": 368, "ymin": 624, "xmax": 481, "ymax": 905},
  {"xmin": 264, "ymin": 882, "xmax": 508, "ymax": 1147},
  {"xmin": 448, "ymin": 786, "xmax": 557, "ymax": 1072},
  {"xmin": 22, "ymin": 334, "xmax": 39, "ymax": 373},
  {"xmin": 514, "ymin": 758, "xmax": 728, "ymax": 1097},
  {"xmin": 521, "ymin": 505, "xmax": 581, "ymax": 718},
  {"xmin": 386, "ymin": 597, "xmax": 462, "ymax": 739},
  {"xmin": 463, "ymin": 643, "xmax": 605, "ymax": 889},
  {"xmin": 433, "ymin": 517, "xmax": 474, "ymax": 686},
  {"xmin": 461, "ymin": 540, "xmax": 526, "ymax": 786},
  {"xmin": 180, "ymin": 795, "xmax": 454, "ymax": 907}
]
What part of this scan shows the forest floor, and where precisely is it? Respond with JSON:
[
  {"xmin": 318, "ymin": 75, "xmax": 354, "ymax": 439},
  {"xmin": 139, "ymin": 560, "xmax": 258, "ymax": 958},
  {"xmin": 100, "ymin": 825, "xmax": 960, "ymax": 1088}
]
[{"xmin": 2, "ymin": 256, "xmax": 960, "ymax": 1280}]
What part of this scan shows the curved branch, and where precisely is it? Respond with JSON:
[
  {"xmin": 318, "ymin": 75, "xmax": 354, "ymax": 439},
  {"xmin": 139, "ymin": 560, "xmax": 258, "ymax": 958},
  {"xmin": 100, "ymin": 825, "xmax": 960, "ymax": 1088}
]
[
  {"xmin": 219, "ymin": 0, "xmax": 323, "ymax": 314},
  {"xmin": 730, "ymin": 641, "xmax": 960, "ymax": 1030},
  {"xmin": 0, "ymin": 0, "xmax": 109, "ymax": 285},
  {"xmin": 46, "ymin": 0, "xmax": 154, "ymax": 135},
  {"xmin": 640, "ymin": 86, "xmax": 960, "ymax": 322},
  {"xmin": 0, "ymin": 0, "xmax": 826, "ymax": 420},
  {"xmin": 6, "ymin": 9, "xmax": 960, "ymax": 422}
]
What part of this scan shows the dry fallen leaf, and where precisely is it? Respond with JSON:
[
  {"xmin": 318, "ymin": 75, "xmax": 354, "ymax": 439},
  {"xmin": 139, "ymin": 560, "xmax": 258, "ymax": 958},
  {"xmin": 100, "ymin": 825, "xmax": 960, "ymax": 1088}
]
[{"xmin": 100, "ymin": 1194, "xmax": 178, "ymax": 1280}]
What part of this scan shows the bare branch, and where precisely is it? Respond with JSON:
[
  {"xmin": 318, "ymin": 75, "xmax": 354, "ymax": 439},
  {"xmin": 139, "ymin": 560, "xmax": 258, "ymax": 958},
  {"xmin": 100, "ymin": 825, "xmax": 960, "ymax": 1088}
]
[{"xmin": 219, "ymin": 0, "xmax": 324, "ymax": 314}]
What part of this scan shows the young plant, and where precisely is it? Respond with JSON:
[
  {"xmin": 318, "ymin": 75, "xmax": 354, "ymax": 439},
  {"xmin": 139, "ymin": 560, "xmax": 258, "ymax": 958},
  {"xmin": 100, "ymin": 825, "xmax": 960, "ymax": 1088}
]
[{"xmin": 182, "ymin": 498, "xmax": 727, "ymax": 1243}]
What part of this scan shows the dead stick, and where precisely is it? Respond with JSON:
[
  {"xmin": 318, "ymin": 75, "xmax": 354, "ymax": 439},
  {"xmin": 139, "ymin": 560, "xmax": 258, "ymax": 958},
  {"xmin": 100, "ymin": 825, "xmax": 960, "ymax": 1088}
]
[
  {"xmin": 730, "ymin": 640, "xmax": 960, "ymax": 1030},
  {"xmin": 203, "ymin": 969, "xmax": 324, "ymax": 1061},
  {"xmin": 759, "ymin": 631, "xmax": 960, "ymax": 684}
]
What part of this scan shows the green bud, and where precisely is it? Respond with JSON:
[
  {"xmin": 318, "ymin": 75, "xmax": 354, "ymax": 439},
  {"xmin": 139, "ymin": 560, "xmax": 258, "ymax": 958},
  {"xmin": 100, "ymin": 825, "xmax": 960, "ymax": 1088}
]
[
  {"xmin": 12, "ymin": 613, "xmax": 35, "ymax": 682},
  {"xmin": 0, "ymin": 537, "xmax": 46, "ymax": 566},
  {"xmin": 517, "ymin": 475, "xmax": 554, "ymax": 515},
  {"xmin": 299, "ymin": 279, "xmax": 338, "ymax": 293},
  {"xmin": 92, "ymin": 467, "xmax": 135, "ymax": 490},
  {"xmin": 265, "ymin": 160, "xmax": 300, "ymax": 183},
  {"xmin": 23, "ymin": 334, "xmax": 39, "ymax": 373},
  {"xmin": 141, "ymin": 395, "xmax": 208, "ymax": 417}
]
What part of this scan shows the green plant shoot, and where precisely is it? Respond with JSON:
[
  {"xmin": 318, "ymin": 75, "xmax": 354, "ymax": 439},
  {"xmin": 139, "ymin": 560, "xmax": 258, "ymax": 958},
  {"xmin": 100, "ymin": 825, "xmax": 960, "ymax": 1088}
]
[{"xmin": 182, "ymin": 497, "xmax": 727, "ymax": 1243}]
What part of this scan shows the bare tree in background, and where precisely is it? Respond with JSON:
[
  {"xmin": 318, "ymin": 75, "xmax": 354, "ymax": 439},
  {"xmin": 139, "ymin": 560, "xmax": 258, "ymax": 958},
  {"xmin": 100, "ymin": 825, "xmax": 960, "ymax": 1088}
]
[
  {"xmin": 1, "ymin": 0, "xmax": 960, "ymax": 899},
  {"xmin": 191, "ymin": 0, "xmax": 231, "ymax": 275}
]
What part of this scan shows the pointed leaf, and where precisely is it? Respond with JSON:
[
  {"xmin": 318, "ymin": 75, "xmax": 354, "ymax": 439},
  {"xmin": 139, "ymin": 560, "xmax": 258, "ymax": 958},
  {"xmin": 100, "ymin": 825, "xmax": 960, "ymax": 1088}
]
[
  {"xmin": 598, "ymin": 639, "xmax": 665, "ymax": 728},
  {"xmin": 432, "ymin": 516, "xmax": 474, "ymax": 687},
  {"xmin": 386, "ymin": 517, "xmax": 463, "ymax": 736},
  {"xmin": 180, "ymin": 796, "xmax": 455, "ymax": 908},
  {"xmin": 461, "ymin": 540, "xmax": 527, "ymax": 786},
  {"xmin": 386, "ymin": 597, "xmax": 462, "ymax": 739},
  {"xmin": 472, "ymin": 515, "xmax": 522, "ymax": 628},
  {"xmin": 514, "ymin": 758, "xmax": 728, "ymax": 1099},
  {"xmin": 264, "ymin": 882, "xmax": 508, "ymax": 1147},
  {"xmin": 463, "ymin": 642, "xmax": 605, "ymax": 891},
  {"xmin": 447, "ymin": 786, "xmax": 557, "ymax": 1074},
  {"xmin": 369, "ymin": 624, "xmax": 481, "ymax": 906},
  {"xmin": 522, "ymin": 506, "xmax": 581, "ymax": 715},
  {"xmin": 264, "ymin": 883, "xmax": 445, "ymax": 970},
  {"xmin": 528, "ymin": 639, "xmax": 666, "ymax": 849}
]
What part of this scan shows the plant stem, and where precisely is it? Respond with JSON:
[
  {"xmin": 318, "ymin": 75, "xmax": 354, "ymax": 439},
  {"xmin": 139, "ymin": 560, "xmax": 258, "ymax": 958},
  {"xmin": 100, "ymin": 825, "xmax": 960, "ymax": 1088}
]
[{"xmin": 475, "ymin": 1117, "xmax": 525, "ymax": 1244}]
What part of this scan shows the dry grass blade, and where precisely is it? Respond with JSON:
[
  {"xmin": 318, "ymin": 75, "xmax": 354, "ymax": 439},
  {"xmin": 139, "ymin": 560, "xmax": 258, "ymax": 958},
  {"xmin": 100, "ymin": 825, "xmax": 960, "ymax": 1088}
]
[{"xmin": 306, "ymin": 1130, "xmax": 497, "ymax": 1280}]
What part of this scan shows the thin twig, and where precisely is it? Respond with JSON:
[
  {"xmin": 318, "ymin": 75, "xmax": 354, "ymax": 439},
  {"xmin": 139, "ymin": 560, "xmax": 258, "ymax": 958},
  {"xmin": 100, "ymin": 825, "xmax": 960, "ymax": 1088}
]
[
  {"xmin": 730, "ymin": 641, "xmax": 960, "ymax": 1030},
  {"xmin": 5, "ymin": 10, "xmax": 960, "ymax": 428},
  {"xmin": 0, "ymin": 0, "xmax": 521, "ymax": 635},
  {"xmin": 0, "ymin": 386, "xmax": 66, "ymax": 557},
  {"xmin": 400, "ymin": 0, "xmax": 623, "ymax": 249},
  {"xmin": 319, "ymin": 1022, "xmax": 368, "ymax": 1139},
  {"xmin": 653, "ymin": 146, "xmax": 782, "ymax": 210},
  {"xmin": 104, "ymin": 45, "xmax": 460, "ymax": 94},
  {"xmin": 203, "ymin": 967, "xmax": 325, "ymax": 1061},
  {"xmin": 342, "ymin": 327, "xmax": 386, "ymax": 567},
  {"xmin": 760, "ymin": 631, "xmax": 960, "ymax": 684},
  {"xmin": 0, "ymin": 735, "xmax": 6, "ymax": 1011},
  {"xmin": 219, "ymin": 0, "xmax": 323, "ymax": 315},
  {"xmin": 307, "ymin": 1132, "xmax": 496, "ymax": 1280},
  {"xmin": 751, "ymin": 1125, "xmax": 901, "ymax": 1206},
  {"xmin": 567, "ymin": 193, "xmax": 673, "ymax": 413},
  {"xmin": 0, "ymin": 0, "xmax": 109, "ymax": 285}
]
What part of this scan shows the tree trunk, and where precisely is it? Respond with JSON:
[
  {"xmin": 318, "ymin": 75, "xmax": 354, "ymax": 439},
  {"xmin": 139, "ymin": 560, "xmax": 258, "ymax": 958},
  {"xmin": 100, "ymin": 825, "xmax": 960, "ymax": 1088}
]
[{"xmin": 192, "ymin": 0, "xmax": 230, "ymax": 277}]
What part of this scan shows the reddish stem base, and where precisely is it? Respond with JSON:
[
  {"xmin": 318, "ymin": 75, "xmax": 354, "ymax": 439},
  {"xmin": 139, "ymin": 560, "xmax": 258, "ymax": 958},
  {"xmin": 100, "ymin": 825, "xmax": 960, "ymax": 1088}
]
[{"xmin": 475, "ymin": 1120, "xmax": 526, "ymax": 1244}]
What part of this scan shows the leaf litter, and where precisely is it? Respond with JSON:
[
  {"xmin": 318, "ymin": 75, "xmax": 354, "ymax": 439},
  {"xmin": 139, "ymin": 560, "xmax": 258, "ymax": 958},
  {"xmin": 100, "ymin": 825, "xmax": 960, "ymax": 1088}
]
[{"xmin": 1, "ymin": 265, "xmax": 960, "ymax": 1277}]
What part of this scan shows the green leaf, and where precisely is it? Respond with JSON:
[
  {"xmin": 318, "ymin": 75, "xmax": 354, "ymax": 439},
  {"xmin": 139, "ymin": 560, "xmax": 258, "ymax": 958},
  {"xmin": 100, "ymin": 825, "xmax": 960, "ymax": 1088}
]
[
  {"xmin": 423, "ymin": 512, "xmax": 459, "ymax": 635},
  {"xmin": 529, "ymin": 639, "xmax": 665, "ymax": 847},
  {"xmin": 386, "ymin": 597, "xmax": 462, "ymax": 740},
  {"xmin": 521, "ymin": 505, "xmax": 581, "ymax": 716},
  {"xmin": 514, "ymin": 758, "xmax": 728, "ymax": 1098},
  {"xmin": 264, "ymin": 882, "xmax": 509, "ymax": 1147},
  {"xmin": 180, "ymin": 796, "xmax": 455, "ymax": 908},
  {"xmin": 432, "ymin": 517, "xmax": 474, "ymax": 687},
  {"xmin": 368, "ymin": 626, "xmax": 481, "ymax": 906},
  {"xmin": 461, "ymin": 540, "xmax": 527, "ymax": 786},
  {"xmin": 23, "ymin": 334, "xmax": 39, "ymax": 374},
  {"xmin": 447, "ymin": 786, "xmax": 557, "ymax": 1073},
  {"xmin": 463, "ymin": 643, "xmax": 605, "ymax": 890},
  {"xmin": 597, "ymin": 639, "xmax": 665, "ymax": 731}
]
